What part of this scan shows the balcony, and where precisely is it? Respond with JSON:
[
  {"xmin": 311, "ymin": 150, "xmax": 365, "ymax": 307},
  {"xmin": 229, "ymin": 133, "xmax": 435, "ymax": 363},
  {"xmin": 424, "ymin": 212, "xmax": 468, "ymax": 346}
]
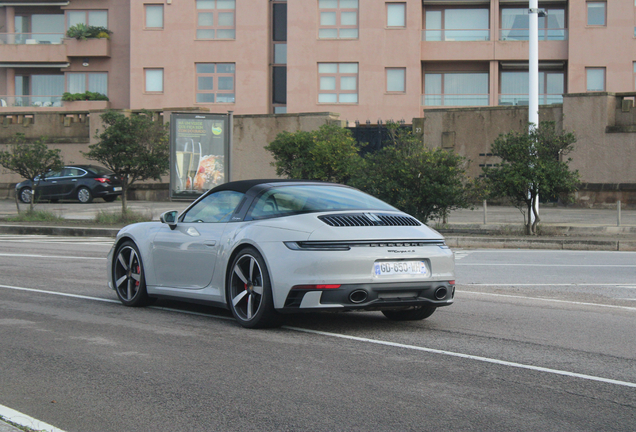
[
  {"xmin": 0, "ymin": 33, "xmax": 110, "ymax": 64},
  {"xmin": 500, "ymin": 28, "xmax": 568, "ymax": 41},
  {"xmin": 422, "ymin": 94, "xmax": 490, "ymax": 107},
  {"xmin": 0, "ymin": 95, "xmax": 110, "ymax": 112},
  {"xmin": 499, "ymin": 94, "xmax": 563, "ymax": 106},
  {"xmin": 422, "ymin": 29, "xmax": 490, "ymax": 42}
]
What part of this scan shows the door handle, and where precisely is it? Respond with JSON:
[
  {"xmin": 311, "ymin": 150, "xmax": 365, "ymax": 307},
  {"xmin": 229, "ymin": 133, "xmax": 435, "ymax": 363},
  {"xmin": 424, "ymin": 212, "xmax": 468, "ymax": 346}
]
[
  {"xmin": 204, "ymin": 241, "xmax": 217, "ymax": 247},
  {"xmin": 72, "ymin": 179, "xmax": 77, "ymax": 182}
]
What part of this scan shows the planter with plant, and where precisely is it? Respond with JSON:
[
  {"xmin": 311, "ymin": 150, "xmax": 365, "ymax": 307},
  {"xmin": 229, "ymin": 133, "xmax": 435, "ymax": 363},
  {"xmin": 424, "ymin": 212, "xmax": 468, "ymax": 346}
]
[{"xmin": 66, "ymin": 24, "xmax": 112, "ymax": 40}]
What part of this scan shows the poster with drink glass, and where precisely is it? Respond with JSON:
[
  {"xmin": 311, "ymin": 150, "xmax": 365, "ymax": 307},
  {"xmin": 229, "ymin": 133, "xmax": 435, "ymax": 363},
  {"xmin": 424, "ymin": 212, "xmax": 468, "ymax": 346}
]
[{"xmin": 170, "ymin": 113, "xmax": 230, "ymax": 200}]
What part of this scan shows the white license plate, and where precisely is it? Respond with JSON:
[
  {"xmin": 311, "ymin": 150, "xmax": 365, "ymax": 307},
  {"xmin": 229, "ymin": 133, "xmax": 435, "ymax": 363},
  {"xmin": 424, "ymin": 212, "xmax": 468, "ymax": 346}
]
[
  {"xmin": 113, "ymin": 187, "xmax": 122, "ymax": 191},
  {"xmin": 374, "ymin": 261, "xmax": 428, "ymax": 277}
]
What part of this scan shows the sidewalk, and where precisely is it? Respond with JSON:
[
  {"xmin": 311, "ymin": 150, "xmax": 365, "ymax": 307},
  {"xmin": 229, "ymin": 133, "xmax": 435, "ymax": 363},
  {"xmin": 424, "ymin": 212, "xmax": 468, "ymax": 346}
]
[{"xmin": 1, "ymin": 199, "xmax": 635, "ymax": 251}]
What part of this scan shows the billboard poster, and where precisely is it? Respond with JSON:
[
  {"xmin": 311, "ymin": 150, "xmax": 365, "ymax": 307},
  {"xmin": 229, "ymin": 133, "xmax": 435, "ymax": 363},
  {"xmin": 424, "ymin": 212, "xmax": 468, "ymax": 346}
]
[{"xmin": 170, "ymin": 113, "xmax": 230, "ymax": 200}]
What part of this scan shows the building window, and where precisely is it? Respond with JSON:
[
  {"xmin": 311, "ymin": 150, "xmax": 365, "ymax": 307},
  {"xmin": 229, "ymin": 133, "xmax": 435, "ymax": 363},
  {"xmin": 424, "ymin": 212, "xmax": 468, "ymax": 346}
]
[
  {"xmin": 145, "ymin": 5, "xmax": 164, "ymax": 29},
  {"xmin": 66, "ymin": 10, "xmax": 108, "ymax": 28},
  {"xmin": 386, "ymin": 3, "xmax": 405, "ymax": 28},
  {"xmin": 423, "ymin": 72, "xmax": 489, "ymax": 106},
  {"xmin": 196, "ymin": 0, "xmax": 236, "ymax": 40},
  {"xmin": 318, "ymin": 0, "xmax": 358, "ymax": 39},
  {"xmin": 500, "ymin": 8, "xmax": 566, "ymax": 41},
  {"xmin": 633, "ymin": 62, "xmax": 636, "ymax": 90},
  {"xmin": 587, "ymin": 2, "xmax": 606, "ymax": 26},
  {"xmin": 14, "ymin": 74, "xmax": 64, "ymax": 106},
  {"xmin": 66, "ymin": 72, "xmax": 108, "ymax": 96},
  {"xmin": 386, "ymin": 68, "xmax": 405, "ymax": 92},
  {"xmin": 14, "ymin": 14, "xmax": 65, "ymax": 44},
  {"xmin": 499, "ymin": 71, "xmax": 564, "ymax": 106},
  {"xmin": 318, "ymin": 63, "xmax": 358, "ymax": 103},
  {"xmin": 145, "ymin": 68, "xmax": 164, "ymax": 93},
  {"xmin": 196, "ymin": 63, "xmax": 235, "ymax": 103},
  {"xmin": 586, "ymin": 67, "xmax": 605, "ymax": 91},
  {"xmin": 424, "ymin": 8, "xmax": 489, "ymax": 41}
]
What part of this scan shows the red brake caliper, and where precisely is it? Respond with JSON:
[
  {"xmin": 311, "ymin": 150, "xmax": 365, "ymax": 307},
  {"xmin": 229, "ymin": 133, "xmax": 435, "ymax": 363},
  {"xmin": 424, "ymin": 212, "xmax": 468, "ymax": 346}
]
[{"xmin": 136, "ymin": 265, "xmax": 140, "ymax": 286}]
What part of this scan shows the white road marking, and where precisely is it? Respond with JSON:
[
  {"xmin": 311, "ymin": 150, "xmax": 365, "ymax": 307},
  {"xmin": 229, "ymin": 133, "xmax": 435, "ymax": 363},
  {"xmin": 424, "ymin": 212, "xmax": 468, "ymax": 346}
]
[
  {"xmin": 284, "ymin": 327, "xmax": 636, "ymax": 389},
  {"xmin": 2, "ymin": 283, "xmax": 636, "ymax": 390},
  {"xmin": 457, "ymin": 263, "xmax": 636, "ymax": 267},
  {"xmin": 0, "ymin": 253, "xmax": 105, "ymax": 260},
  {"xmin": 461, "ymin": 283, "xmax": 636, "ymax": 288},
  {"xmin": 457, "ymin": 290, "xmax": 636, "ymax": 311},
  {"xmin": 0, "ymin": 404, "xmax": 66, "ymax": 432},
  {"xmin": 0, "ymin": 285, "xmax": 118, "ymax": 303}
]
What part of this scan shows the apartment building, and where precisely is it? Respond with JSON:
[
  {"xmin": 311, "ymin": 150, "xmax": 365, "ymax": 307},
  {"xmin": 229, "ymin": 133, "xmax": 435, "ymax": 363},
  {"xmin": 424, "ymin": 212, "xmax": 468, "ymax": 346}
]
[{"xmin": 1, "ymin": 0, "xmax": 636, "ymax": 121}]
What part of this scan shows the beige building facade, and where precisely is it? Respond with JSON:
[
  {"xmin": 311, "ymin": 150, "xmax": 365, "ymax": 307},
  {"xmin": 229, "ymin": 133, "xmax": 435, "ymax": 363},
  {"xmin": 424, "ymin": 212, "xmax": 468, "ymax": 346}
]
[{"xmin": 2, "ymin": 0, "xmax": 636, "ymax": 119}]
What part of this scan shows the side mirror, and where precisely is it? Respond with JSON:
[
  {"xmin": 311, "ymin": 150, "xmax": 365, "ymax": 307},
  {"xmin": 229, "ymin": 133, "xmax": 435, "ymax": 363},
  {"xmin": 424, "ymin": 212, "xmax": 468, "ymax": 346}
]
[{"xmin": 160, "ymin": 210, "xmax": 179, "ymax": 230}]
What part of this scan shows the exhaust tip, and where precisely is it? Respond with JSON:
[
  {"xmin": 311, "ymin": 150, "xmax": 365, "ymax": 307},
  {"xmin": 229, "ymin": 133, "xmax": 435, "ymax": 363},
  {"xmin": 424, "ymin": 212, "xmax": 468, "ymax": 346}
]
[
  {"xmin": 349, "ymin": 289, "xmax": 368, "ymax": 304},
  {"xmin": 434, "ymin": 287, "xmax": 448, "ymax": 300}
]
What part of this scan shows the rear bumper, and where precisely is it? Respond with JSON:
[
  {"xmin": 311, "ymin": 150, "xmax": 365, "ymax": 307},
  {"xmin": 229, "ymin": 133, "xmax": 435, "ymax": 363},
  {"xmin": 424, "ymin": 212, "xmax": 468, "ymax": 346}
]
[{"xmin": 280, "ymin": 281, "xmax": 455, "ymax": 312}]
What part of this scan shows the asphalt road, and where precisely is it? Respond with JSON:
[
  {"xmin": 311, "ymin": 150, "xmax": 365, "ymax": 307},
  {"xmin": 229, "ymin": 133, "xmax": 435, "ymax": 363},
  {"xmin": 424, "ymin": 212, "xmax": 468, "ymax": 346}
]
[{"xmin": 0, "ymin": 236, "xmax": 635, "ymax": 432}]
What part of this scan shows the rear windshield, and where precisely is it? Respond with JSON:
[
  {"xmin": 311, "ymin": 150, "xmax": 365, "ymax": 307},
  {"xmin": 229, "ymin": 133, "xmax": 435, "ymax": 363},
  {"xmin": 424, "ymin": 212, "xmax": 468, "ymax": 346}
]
[
  {"xmin": 246, "ymin": 185, "xmax": 395, "ymax": 220},
  {"xmin": 87, "ymin": 166, "xmax": 114, "ymax": 175}
]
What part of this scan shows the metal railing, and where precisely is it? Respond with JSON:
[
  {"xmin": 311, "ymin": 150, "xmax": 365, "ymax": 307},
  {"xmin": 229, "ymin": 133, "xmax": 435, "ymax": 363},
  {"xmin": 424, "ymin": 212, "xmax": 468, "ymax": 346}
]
[
  {"xmin": 422, "ymin": 94, "xmax": 490, "ymax": 107},
  {"xmin": 0, "ymin": 95, "xmax": 64, "ymax": 108},
  {"xmin": 0, "ymin": 32, "xmax": 65, "ymax": 45},
  {"xmin": 422, "ymin": 29, "xmax": 490, "ymax": 42},
  {"xmin": 499, "ymin": 28, "xmax": 568, "ymax": 41},
  {"xmin": 498, "ymin": 94, "xmax": 563, "ymax": 106}
]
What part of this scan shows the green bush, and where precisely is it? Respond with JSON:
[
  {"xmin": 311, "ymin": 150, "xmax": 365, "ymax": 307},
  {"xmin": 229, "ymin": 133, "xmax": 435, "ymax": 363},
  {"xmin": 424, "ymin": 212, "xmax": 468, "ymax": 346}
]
[
  {"xmin": 62, "ymin": 91, "xmax": 109, "ymax": 102},
  {"xmin": 266, "ymin": 122, "xmax": 475, "ymax": 223},
  {"xmin": 66, "ymin": 24, "xmax": 112, "ymax": 40}
]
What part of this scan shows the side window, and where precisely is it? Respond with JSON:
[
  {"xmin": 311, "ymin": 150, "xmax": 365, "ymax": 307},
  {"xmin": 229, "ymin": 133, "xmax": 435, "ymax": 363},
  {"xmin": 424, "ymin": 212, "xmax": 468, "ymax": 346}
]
[
  {"xmin": 247, "ymin": 190, "xmax": 306, "ymax": 220},
  {"xmin": 61, "ymin": 168, "xmax": 83, "ymax": 177},
  {"xmin": 182, "ymin": 190, "xmax": 244, "ymax": 223},
  {"xmin": 44, "ymin": 170, "xmax": 61, "ymax": 179}
]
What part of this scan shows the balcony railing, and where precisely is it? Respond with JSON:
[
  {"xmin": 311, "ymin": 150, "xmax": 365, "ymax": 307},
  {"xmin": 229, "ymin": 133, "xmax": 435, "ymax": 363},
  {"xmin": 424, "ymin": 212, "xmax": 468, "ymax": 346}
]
[
  {"xmin": 422, "ymin": 94, "xmax": 490, "ymax": 107},
  {"xmin": 0, "ymin": 95, "xmax": 63, "ymax": 108},
  {"xmin": 422, "ymin": 29, "xmax": 490, "ymax": 42},
  {"xmin": 0, "ymin": 33, "xmax": 65, "ymax": 45},
  {"xmin": 498, "ymin": 94, "xmax": 564, "ymax": 106},
  {"xmin": 499, "ymin": 28, "xmax": 568, "ymax": 41}
]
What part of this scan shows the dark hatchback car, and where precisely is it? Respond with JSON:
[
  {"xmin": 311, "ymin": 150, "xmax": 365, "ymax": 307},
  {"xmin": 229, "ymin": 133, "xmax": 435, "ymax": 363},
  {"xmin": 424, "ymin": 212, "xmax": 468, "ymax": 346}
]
[{"xmin": 16, "ymin": 165, "xmax": 122, "ymax": 204}]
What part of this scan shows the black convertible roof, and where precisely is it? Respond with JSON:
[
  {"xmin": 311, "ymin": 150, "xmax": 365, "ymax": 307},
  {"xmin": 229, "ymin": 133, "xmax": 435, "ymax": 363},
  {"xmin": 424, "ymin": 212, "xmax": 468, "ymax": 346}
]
[{"xmin": 208, "ymin": 179, "xmax": 338, "ymax": 194}]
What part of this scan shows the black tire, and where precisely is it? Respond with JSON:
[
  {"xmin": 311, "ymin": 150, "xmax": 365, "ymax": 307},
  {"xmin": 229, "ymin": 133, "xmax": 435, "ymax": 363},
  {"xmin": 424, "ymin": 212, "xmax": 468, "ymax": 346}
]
[
  {"xmin": 18, "ymin": 187, "xmax": 32, "ymax": 204},
  {"xmin": 382, "ymin": 305, "xmax": 437, "ymax": 321},
  {"xmin": 113, "ymin": 240, "xmax": 154, "ymax": 307},
  {"xmin": 103, "ymin": 195, "xmax": 117, "ymax": 203},
  {"xmin": 227, "ymin": 247, "xmax": 283, "ymax": 329},
  {"xmin": 77, "ymin": 186, "xmax": 93, "ymax": 203}
]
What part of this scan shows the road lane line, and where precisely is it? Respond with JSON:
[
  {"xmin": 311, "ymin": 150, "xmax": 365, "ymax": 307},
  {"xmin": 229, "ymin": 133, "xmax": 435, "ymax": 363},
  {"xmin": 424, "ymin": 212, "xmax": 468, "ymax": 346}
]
[
  {"xmin": 460, "ymin": 283, "xmax": 636, "ymax": 288},
  {"xmin": 456, "ymin": 263, "xmax": 636, "ymax": 267},
  {"xmin": 0, "ymin": 284, "xmax": 118, "ymax": 303},
  {"xmin": 283, "ymin": 326, "xmax": 636, "ymax": 389},
  {"xmin": 0, "ymin": 253, "xmax": 105, "ymax": 260},
  {"xmin": 457, "ymin": 290, "xmax": 636, "ymax": 311},
  {"xmin": 3, "ymin": 283, "xmax": 636, "ymax": 390},
  {"xmin": 0, "ymin": 404, "xmax": 66, "ymax": 432}
]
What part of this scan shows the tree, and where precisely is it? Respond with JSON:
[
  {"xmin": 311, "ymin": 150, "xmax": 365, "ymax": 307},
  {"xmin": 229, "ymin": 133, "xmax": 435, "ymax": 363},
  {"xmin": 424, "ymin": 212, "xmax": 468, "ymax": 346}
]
[
  {"xmin": 84, "ymin": 110, "xmax": 169, "ymax": 214},
  {"xmin": 351, "ymin": 123, "xmax": 475, "ymax": 224},
  {"xmin": 0, "ymin": 133, "xmax": 63, "ymax": 213},
  {"xmin": 483, "ymin": 121, "xmax": 580, "ymax": 235},
  {"xmin": 265, "ymin": 123, "xmax": 361, "ymax": 184}
]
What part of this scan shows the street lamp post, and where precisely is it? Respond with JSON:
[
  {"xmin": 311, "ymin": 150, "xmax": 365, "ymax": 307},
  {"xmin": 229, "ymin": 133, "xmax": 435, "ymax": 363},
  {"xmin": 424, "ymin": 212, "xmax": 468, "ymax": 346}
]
[{"xmin": 528, "ymin": 1, "xmax": 540, "ymax": 225}]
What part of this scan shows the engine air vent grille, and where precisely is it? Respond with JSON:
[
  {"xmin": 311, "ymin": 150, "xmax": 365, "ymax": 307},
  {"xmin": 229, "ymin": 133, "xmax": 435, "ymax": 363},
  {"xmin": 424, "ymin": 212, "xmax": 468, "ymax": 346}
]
[{"xmin": 318, "ymin": 213, "xmax": 421, "ymax": 227}]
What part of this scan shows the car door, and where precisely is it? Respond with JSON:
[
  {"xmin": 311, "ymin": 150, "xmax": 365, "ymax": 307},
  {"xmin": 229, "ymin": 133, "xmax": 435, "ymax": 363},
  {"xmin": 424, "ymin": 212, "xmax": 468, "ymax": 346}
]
[
  {"xmin": 35, "ymin": 170, "xmax": 62, "ymax": 199},
  {"xmin": 151, "ymin": 190, "xmax": 245, "ymax": 289},
  {"xmin": 58, "ymin": 167, "xmax": 85, "ymax": 198}
]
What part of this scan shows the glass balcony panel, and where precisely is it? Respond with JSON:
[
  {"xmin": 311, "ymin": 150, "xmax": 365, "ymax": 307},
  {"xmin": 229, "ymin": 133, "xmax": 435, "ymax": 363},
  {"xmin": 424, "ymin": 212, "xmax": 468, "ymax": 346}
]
[
  {"xmin": 0, "ymin": 95, "xmax": 63, "ymax": 107},
  {"xmin": 499, "ymin": 95, "xmax": 563, "ymax": 106},
  {"xmin": 422, "ymin": 94, "xmax": 488, "ymax": 106},
  {"xmin": 443, "ymin": 29, "xmax": 489, "ymax": 41}
]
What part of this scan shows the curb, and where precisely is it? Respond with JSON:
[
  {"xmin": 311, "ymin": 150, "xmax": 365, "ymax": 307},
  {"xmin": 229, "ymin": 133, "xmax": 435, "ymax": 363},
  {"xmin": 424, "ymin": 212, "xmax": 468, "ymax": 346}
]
[
  {"xmin": 445, "ymin": 236, "xmax": 636, "ymax": 252},
  {"xmin": 1, "ymin": 224, "xmax": 635, "ymax": 251}
]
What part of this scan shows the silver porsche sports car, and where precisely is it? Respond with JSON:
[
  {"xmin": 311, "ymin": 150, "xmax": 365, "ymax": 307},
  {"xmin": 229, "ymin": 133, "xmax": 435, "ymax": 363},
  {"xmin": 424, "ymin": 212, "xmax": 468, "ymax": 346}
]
[{"xmin": 107, "ymin": 180, "xmax": 455, "ymax": 328}]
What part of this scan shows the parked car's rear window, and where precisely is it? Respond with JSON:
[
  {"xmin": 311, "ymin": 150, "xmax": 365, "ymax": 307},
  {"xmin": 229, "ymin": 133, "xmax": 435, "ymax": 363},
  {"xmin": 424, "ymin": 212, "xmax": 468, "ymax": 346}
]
[
  {"xmin": 246, "ymin": 185, "xmax": 396, "ymax": 220},
  {"xmin": 87, "ymin": 166, "xmax": 114, "ymax": 175}
]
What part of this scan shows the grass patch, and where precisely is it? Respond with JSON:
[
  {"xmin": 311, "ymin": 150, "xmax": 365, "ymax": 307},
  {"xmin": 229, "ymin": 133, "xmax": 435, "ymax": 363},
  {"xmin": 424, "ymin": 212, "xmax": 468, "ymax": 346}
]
[
  {"xmin": 94, "ymin": 209, "xmax": 152, "ymax": 225},
  {"xmin": 5, "ymin": 209, "xmax": 64, "ymax": 223}
]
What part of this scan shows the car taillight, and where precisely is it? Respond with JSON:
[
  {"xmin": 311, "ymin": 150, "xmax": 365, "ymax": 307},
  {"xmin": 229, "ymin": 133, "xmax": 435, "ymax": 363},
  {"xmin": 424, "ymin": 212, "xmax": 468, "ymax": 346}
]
[
  {"xmin": 449, "ymin": 280, "xmax": 455, "ymax": 286},
  {"xmin": 94, "ymin": 177, "xmax": 110, "ymax": 183},
  {"xmin": 292, "ymin": 284, "xmax": 341, "ymax": 290}
]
